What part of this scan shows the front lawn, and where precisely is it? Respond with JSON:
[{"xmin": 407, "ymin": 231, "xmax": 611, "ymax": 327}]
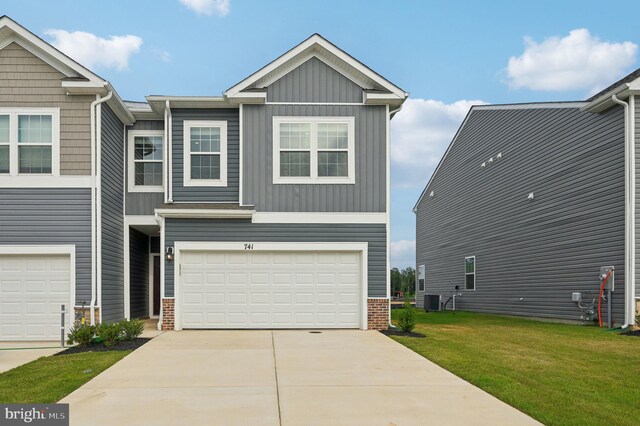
[
  {"xmin": 0, "ymin": 351, "xmax": 130, "ymax": 403},
  {"xmin": 389, "ymin": 310, "xmax": 640, "ymax": 426}
]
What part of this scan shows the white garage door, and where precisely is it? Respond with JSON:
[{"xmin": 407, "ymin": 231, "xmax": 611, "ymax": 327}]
[
  {"xmin": 179, "ymin": 250, "xmax": 362, "ymax": 329},
  {"xmin": 0, "ymin": 254, "xmax": 71, "ymax": 341}
]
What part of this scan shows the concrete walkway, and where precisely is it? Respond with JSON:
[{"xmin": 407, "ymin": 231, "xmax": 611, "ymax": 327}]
[
  {"xmin": 0, "ymin": 342, "xmax": 62, "ymax": 373},
  {"xmin": 62, "ymin": 330, "xmax": 540, "ymax": 426}
]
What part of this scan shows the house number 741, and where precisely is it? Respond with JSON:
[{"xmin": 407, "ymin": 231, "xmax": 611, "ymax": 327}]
[{"xmin": 244, "ymin": 244, "xmax": 254, "ymax": 250}]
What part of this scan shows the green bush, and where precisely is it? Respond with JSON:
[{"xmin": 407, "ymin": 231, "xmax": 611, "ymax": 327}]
[
  {"xmin": 120, "ymin": 319, "xmax": 145, "ymax": 341},
  {"xmin": 96, "ymin": 322, "xmax": 123, "ymax": 347},
  {"xmin": 397, "ymin": 297, "xmax": 417, "ymax": 332},
  {"xmin": 67, "ymin": 323, "xmax": 95, "ymax": 347}
]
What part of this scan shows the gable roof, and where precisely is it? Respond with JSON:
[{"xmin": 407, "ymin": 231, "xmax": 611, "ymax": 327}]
[
  {"xmin": 224, "ymin": 34, "xmax": 408, "ymax": 105},
  {"xmin": 588, "ymin": 67, "xmax": 640, "ymax": 102},
  {"xmin": 0, "ymin": 16, "xmax": 133, "ymax": 124},
  {"xmin": 582, "ymin": 67, "xmax": 640, "ymax": 113}
]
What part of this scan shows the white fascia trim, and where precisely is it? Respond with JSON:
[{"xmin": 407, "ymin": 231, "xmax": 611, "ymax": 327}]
[
  {"xmin": 172, "ymin": 241, "xmax": 369, "ymax": 330},
  {"xmin": 183, "ymin": 120, "xmax": 228, "ymax": 187},
  {"xmin": 127, "ymin": 129, "xmax": 165, "ymax": 193},
  {"xmin": 0, "ymin": 244, "xmax": 76, "ymax": 310},
  {"xmin": 272, "ymin": 116, "xmax": 355, "ymax": 185},
  {"xmin": 251, "ymin": 212, "xmax": 386, "ymax": 224},
  {"xmin": 124, "ymin": 215, "xmax": 160, "ymax": 226},
  {"xmin": 225, "ymin": 34, "xmax": 407, "ymax": 99},
  {"xmin": 155, "ymin": 209, "xmax": 255, "ymax": 219},
  {"xmin": 0, "ymin": 176, "xmax": 92, "ymax": 187}
]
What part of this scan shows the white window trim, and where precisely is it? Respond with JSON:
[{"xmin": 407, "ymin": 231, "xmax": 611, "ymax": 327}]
[
  {"xmin": 465, "ymin": 256, "xmax": 476, "ymax": 291},
  {"xmin": 272, "ymin": 116, "xmax": 355, "ymax": 184},
  {"xmin": 127, "ymin": 130, "xmax": 164, "ymax": 193},
  {"xmin": 0, "ymin": 107, "xmax": 60, "ymax": 178},
  {"xmin": 183, "ymin": 120, "xmax": 228, "ymax": 187}
]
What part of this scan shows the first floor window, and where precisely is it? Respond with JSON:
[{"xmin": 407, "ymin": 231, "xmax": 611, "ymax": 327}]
[
  {"xmin": 128, "ymin": 130, "xmax": 164, "ymax": 192},
  {"xmin": 184, "ymin": 120, "xmax": 227, "ymax": 187},
  {"xmin": 418, "ymin": 265, "xmax": 425, "ymax": 292},
  {"xmin": 0, "ymin": 109, "xmax": 59, "ymax": 177},
  {"xmin": 465, "ymin": 256, "xmax": 476, "ymax": 290},
  {"xmin": 273, "ymin": 117, "xmax": 355, "ymax": 184}
]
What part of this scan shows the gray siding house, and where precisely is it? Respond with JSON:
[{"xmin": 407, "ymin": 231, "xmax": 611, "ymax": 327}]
[
  {"xmin": 414, "ymin": 71, "xmax": 640, "ymax": 327},
  {"xmin": 0, "ymin": 16, "xmax": 407, "ymax": 340}
]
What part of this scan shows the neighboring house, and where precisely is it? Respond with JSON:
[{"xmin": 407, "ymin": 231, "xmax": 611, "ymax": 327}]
[
  {"xmin": 414, "ymin": 69, "xmax": 640, "ymax": 326},
  {"xmin": 0, "ymin": 16, "xmax": 407, "ymax": 340}
]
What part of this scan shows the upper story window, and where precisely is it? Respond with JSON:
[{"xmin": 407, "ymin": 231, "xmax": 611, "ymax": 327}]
[
  {"xmin": 0, "ymin": 108, "xmax": 60, "ymax": 176},
  {"xmin": 183, "ymin": 120, "xmax": 227, "ymax": 187},
  {"xmin": 465, "ymin": 256, "xmax": 476, "ymax": 290},
  {"xmin": 273, "ymin": 117, "xmax": 355, "ymax": 184},
  {"xmin": 128, "ymin": 130, "xmax": 164, "ymax": 193}
]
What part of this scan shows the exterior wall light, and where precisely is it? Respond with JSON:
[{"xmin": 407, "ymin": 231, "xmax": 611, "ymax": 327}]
[
  {"xmin": 166, "ymin": 246, "xmax": 174, "ymax": 262},
  {"xmin": 528, "ymin": 192, "xmax": 534, "ymax": 200}
]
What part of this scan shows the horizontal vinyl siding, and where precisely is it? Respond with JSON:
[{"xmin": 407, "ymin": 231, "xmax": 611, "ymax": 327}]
[
  {"xmin": 0, "ymin": 188, "xmax": 92, "ymax": 303},
  {"xmin": 164, "ymin": 220, "xmax": 386, "ymax": 298},
  {"xmin": 100, "ymin": 105, "xmax": 124, "ymax": 322},
  {"xmin": 267, "ymin": 57, "xmax": 363, "ymax": 103},
  {"xmin": 243, "ymin": 104, "xmax": 386, "ymax": 212},
  {"xmin": 129, "ymin": 228, "xmax": 149, "ymax": 319},
  {"xmin": 0, "ymin": 42, "xmax": 93, "ymax": 175},
  {"xmin": 415, "ymin": 106, "xmax": 626, "ymax": 324},
  {"xmin": 636, "ymin": 96, "xmax": 640, "ymax": 298},
  {"xmin": 125, "ymin": 120, "xmax": 165, "ymax": 215},
  {"xmin": 172, "ymin": 109, "xmax": 239, "ymax": 202}
]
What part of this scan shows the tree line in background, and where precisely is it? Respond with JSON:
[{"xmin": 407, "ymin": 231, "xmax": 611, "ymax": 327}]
[{"xmin": 391, "ymin": 266, "xmax": 415, "ymax": 299}]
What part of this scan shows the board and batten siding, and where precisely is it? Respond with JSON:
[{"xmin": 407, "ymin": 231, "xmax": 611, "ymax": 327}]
[
  {"xmin": 0, "ymin": 42, "xmax": 93, "ymax": 175},
  {"xmin": 100, "ymin": 105, "xmax": 125, "ymax": 322},
  {"xmin": 129, "ymin": 227, "xmax": 149, "ymax": 319},
  {"xmin": 171, "ymin": 109, "xmax": 239, "ymax": 202},
  {"xmin": 164, "ymin": 220, "xmax": 386, "ymax": 298},
  {"xmin": 125, "ymin": 120, "xmax": 165, "ymax": 215},
  {"xmin": 267, "ymin": 57, "xmax": 363, "ymax": 103},
  {"xmin": 415, "ymin": 105, "xmax": 626, "ymax": 324},
  {"xmin": 243, "ymin": 104, "xmax": 386, "ymax": 212},
  {"xmin": 0, "ymin": 188, "xmax": 92, "ymax": 302}
]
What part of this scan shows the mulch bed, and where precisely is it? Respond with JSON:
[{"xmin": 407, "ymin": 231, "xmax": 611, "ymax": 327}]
[
  {"xmin": 620, "ymin": 329, "xmax": 640, "ymax": 337},
  {"xmin": 54, "ymin": 338, "xmax": 151, "ymax": 356},
  {"xmin": 380, "ymin": 329, "xmax": 426, "ymax": 338}
]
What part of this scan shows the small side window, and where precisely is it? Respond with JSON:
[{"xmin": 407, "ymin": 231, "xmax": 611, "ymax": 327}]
[
  {"xmin": 418, "ymin": 265, "xmax": 425, "ymax": 292},
  {"xmin": 465, "ymin": 256, "xmax": 476, "ymax": 290}
]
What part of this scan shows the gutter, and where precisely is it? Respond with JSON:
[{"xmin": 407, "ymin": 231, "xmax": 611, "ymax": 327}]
[
  {"xmin": 611, "ymin": 94, "xmax": 635, "ymax": 327},
  {"xmin": 154, "ymin": 209, "xmax": 256, "ymax": 219},
  {"xmin": 89, "ymin": 90, "xmax": 113, "ymax": 325}
]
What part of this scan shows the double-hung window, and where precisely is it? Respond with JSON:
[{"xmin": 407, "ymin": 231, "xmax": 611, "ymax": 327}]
[
  {"xmin": 465, "ymin": 256, "xmax": 476, "ymax": 290},
  {"xmin": 0, "ymin": 108, "xmax": 60, "ymax": 177},
  {"xmin": 128, "ymin": 130, "xmax": 164, "ymax": 192},
  {"xmin": 273, "ymin": 117, "xmax": 355, "ymax": 184},
  {"xmin": 184, "ymin": 120, "xmax": 227, "ymax": 187}
]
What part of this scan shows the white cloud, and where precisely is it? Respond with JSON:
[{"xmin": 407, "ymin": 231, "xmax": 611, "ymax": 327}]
[
  {"xmin": 179, "ymin": 0, "xmax": 230, "ymax": 16},
  {"xmin": 45, "ymin": 29, "xmax": 142, "ymax": 71},
  {"xmin": 391, "ymin": 240, "xmax": 416, "ymax": 269},
  {"xmin": 506, "ymin": 29, "xmax": 637, "ymax": 94},
  {"xmin": 390, "ymin": 98, "xmax": 486, "ymax": 188}
]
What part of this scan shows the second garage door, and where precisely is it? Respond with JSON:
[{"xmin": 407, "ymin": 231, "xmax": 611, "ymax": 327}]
[{"xmin": 179, "ymin": 250, "xmax": 362, "ymax": 329}]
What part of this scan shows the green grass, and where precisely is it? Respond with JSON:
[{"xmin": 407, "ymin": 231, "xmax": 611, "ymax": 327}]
[
  {"xmin": 0, "ymin": 351, "xmax": 130, "ymax": 403},
  {"xmin": 389, "ymin": 310, "xmax": 640, "ymax": 426}
]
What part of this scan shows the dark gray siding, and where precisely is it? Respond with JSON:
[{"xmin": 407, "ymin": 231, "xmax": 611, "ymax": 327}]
[
  {"xmin": 267, "ymin": 57, "xmax": 363, "ymax": 103},
  {"xmin": 0, "ymin": 188, "xmax": 91, "ymax": 303},
  {"xmin": 100, "ymin": 105, "xmax": 125, "ymax": 322},
  {"xmin": 164, "ymin": 220, "xmax": 386, "ymax": 298},
  {"xmin": 125, "ymin": 120, "xmax": 164, "ymax": 215},
  {"xmin": 172, "ymin": 109, "xmax": 239, "ymax": 202},
  {"xmin": 636, "ymin": 96, "xmax": 640, "ymax": 298},
  {"xmin": 243, "ymin": 104, "xmax": 386, "ymax": 212},
  {"xmin": 129, "ymin": 228, "xmax": 149, "ymax": 319},
  {"xmin": 415, "ymin": 105, "xmax": 626, "ymax": 324}
]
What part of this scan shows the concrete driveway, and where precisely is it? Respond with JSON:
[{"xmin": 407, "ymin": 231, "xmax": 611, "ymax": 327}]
[
  {"xmin": 62, "ymin": 330, "xmax": 539, "ymax": 426},
  {"xmin": 0, "ymin": 342, "xmax": 62, "ymax": 373}
]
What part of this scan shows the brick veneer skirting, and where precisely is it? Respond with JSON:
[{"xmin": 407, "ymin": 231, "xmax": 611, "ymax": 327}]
[
  {"xmin": 162, "ymin": 299, "xmax": 175, "ymax": 330},
  {"xmin": 367, "ymin": 298, "xmax": 389, "ymax": 330}
]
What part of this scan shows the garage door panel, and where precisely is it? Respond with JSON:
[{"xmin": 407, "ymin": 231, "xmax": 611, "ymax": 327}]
[{"xmin": 180, "ymin": 250, "xmax": 362, "ymax": 329}]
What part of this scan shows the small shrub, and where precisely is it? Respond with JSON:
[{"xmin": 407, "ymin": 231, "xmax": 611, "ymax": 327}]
[
  {"xmin": 96, "ymin": 322, "xmax": 123, "ymax": 347},
  {"xmin": 397, "ymin": 297, "xmax": 417, "ymax": 332},
  {"xmin": 67, "ymin": 323, "xmax": 95, "ymax": 347},
  {"xmin": 120, "ymin": 319, "xmax": 145, "ymax": 341}
]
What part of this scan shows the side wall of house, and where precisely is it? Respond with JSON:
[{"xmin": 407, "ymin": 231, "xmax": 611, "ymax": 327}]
[
  {"xmin": 415, "ymin": 106, "xmax": 626, "ymax": 324},
  {"xmin": 100, "ymin": 104, "xmax": 125, "ymax": 322}
]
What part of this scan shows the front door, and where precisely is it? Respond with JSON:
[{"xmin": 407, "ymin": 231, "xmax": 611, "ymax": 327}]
[{"xmin": 153, "ymin": 256, "xmax": 161, "ymax": 316}]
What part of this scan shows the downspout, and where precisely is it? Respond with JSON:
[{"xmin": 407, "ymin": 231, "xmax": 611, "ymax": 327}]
[
  {"xmin": 387, "ymin": 104, "xmax": 403, "ymax": 327},
  {"xmin": 166, "ymin": 100, "xmax": 173, "ymax": 203},
  {"xmin": 611, "ymin": 94, "xmax": 633, "ymax": 327},
  {"xmin": 89, "ymin": 90, "xmax": 113, "ymax": 325}
]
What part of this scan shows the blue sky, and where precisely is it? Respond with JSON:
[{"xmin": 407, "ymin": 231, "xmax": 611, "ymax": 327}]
[{"xmin": 3, "ymin": 0, "xmax": 640, "ymax": 268}]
